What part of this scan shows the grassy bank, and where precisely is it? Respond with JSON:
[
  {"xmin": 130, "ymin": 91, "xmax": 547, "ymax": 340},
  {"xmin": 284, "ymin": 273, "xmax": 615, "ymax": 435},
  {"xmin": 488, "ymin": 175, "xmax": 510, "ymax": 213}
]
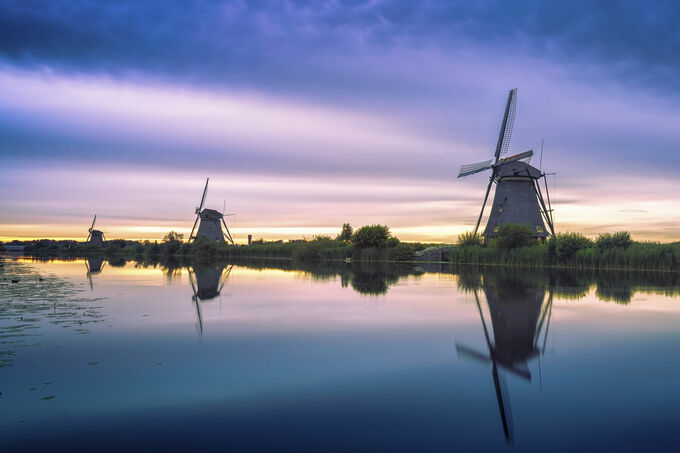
[
  {"xmin": 3, "ymin": 226, "xmax": 679, "ymax": 272},
  {"xmin": 2, "ymin": 232, "xmax": 431, "ymax": 265},
  {"xmin": 451, "ymin": 229, "xmax": 680, "ymax": 271}
]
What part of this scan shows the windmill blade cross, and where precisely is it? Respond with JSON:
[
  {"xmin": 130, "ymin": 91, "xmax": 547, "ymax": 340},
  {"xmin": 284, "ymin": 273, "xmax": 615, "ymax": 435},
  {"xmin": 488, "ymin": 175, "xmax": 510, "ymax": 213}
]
[
  {"xmin": 458, "ymin": 159, "xmax": 493, "ymax": 178},
  {"xmin": 222, "ymin": 217, "xmax": 234, "ymax": 245},
  {"xmin": 496, "ymin": 150, "xmax": 533, "ymax": 166},
  {"xmin": 189, "ymin": 214, "xmax": 200, "ymax": 239},
  {"xmin": 492, "ymin": 365, "xmax": 513, "ymax": 444},
  {"xmin": 218, "ymin": 265, "xmax": 233, "ymax": 293},
  {"xmin": 500, "ymin": 362, "xmax": 532, "ymax": 381},
  {"xmin": 455, "ymin": 343, "xmax": 492, "ymax": 364},
  {"xmin": 197, "ymin": 178, "xmax": 209, "ymax": 213},
  {"xmin": 494, "ymin": 88, "xmax": 517, "ymax": 162}
]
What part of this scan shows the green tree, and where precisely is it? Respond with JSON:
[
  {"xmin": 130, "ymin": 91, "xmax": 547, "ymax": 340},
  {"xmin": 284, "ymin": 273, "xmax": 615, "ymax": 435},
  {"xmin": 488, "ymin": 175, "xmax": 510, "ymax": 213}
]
[
  {"xmin": 351, "ymin": 225, "xmax": 391, "ymax": 249},
  {"xmin": 337, "ymin": 223, "xmax": 353, "ymax": 242},
  {"xmin": 163, "ymin": 231, "xmax": 184, "ymax": 243}
]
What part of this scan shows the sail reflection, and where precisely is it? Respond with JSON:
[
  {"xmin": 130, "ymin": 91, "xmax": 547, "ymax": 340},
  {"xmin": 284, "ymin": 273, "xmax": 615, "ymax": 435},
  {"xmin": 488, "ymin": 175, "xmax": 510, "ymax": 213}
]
[
  {"xmin": 188, "ymin": 264, "xmax": 233, "ymax": 335},
  {"xmin": 84, "ymin": 257, "xmax": 106, "ymax": 291},
  {"xmin": 456, "ymin": 272, "xmax": 552, "ymax": 443}
]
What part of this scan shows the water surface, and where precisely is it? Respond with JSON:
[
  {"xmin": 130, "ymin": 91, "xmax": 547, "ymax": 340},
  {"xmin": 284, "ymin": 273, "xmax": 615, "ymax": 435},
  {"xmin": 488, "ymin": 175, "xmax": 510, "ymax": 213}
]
[{"xmin": 1, "ymin": 256, "xmax": 679, "ymax": 452}]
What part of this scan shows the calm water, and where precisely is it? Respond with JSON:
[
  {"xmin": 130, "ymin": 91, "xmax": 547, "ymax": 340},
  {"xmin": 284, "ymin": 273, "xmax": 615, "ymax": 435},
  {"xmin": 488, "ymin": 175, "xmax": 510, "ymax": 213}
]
[{"xmin": 1, "ymin": 256, "xmax": 680, "ymax": 452}]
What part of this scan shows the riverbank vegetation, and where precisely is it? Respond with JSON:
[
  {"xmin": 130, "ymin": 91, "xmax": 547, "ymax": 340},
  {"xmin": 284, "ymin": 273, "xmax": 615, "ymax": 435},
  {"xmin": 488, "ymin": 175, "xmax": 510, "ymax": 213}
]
[
  {"xmin": 451, "ymin": 226, "xmax": 679, "ymax": 271},
  {"xmin": 2, "ymin": 223, "xmax": 678, "ymax": 271},
  {"xmin": 1, "ymin": 224, "xmax": 430, "ymax": 264}
]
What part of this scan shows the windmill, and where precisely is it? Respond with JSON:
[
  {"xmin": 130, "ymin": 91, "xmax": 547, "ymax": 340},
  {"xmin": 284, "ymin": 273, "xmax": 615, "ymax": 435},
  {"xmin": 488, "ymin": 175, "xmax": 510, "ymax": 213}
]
[
  {"xmin": 188, "ymin": 265, "xmax": 233, "ymax": 335},
  {"xmin": 189, "ymin": 178, "xmax": 234, "ymax": 244},
  {"xmin": 455, "ymin": 276, "xmax": 553, "ymax": 443},
  {"xmin": 458, "ymin": 89, "xmax": 555, "ymax": 238},
  {"xmin": 86, "ymin": 215, "xmax": 107, "ymax": 246}
]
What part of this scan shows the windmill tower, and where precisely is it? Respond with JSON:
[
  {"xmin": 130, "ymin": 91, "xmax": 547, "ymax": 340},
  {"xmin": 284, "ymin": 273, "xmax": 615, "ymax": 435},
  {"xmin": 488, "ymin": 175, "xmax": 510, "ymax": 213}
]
[
  {"xmin": 455, "ymin": 276, "xmax": 553, "ymax": 443},
  {"xmin": 86, "ymin": 215, "xmax": 106, "ymax": 246},
  {"xmin": 458, "ymin": 89, "xmax": 555, "ymax": 238},
  {"xmin": 189, "ymin": 178, "xmax": 234, "ymax": 244}
]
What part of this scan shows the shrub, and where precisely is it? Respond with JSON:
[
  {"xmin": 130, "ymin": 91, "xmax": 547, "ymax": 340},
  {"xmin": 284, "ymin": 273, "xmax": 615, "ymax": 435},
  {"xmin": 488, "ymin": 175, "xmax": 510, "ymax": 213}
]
[
  {"xmin": 494, "ymin": 224, "xmax": 535, "ymax": 249},
  {"xmin": 107, "ymin": 239, "xmax": 127, "ymax": 249},
  {"xmin": 351, "ymin": 225, "xmax": 391, "ymax": 249},
  {"xmin": 386, "ymin": 237, "xmax": 401, "ymax": 248},
  {"xmin": 596, "ymin": 231, "xmax": 632, "ymax": 250},
  {"xmin": 457, "ymin": 231, "xmax": 483, "ymax": 247},
  {"xmin": 548, "ymin": 232, "xmax": 594, "ymax": 260},
  {"xmin": 391, "ymin": 243, "xmax": 415, "ymax": 261},
  {"xmin": 191, "ymin": 237, "xmax": 217, "ymax": 258}
]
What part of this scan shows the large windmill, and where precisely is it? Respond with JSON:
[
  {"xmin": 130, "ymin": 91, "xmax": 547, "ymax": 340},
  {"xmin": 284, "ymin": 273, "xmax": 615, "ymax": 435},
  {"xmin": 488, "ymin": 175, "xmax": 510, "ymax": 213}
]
[
  {"xmin": 189, "ymin": 178, "xmax": 234, "ymax": 244},
  {"xmin": 86, "ymin": 215, "xmax": 106, "ymax": 246},
  {"xmin": 456, "ymin": 276, "xmax": 553, "ymax": 443},
  {"xmin": 458, "ymin": 89, "xmax": 555, "ymax": 238}
]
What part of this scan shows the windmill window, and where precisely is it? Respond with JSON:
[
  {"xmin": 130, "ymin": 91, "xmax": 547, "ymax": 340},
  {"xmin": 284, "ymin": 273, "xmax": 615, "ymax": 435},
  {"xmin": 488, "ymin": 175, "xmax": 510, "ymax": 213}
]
[
  {"xmin": 498, "ymin": 205, "xmax": 503, "ymax": 213},
  {"xmin": 493, "ymin": 226, "xmax": 499, "ymax": 233},
  {"xmin": 536, "ymin": 225, "xmax": 544, "ymax": 233}
]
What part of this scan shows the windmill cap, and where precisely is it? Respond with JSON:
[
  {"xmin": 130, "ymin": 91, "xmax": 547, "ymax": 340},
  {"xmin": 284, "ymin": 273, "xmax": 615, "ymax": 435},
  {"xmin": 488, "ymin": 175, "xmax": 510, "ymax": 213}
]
[{"xmin": 496, "ymin": 161, "xmax": 542, "ymax": 179}]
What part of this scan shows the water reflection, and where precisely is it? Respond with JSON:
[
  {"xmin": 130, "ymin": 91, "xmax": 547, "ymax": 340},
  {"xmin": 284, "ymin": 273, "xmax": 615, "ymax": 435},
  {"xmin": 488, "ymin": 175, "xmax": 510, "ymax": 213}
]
[
  {"xmin": 456, "ymin": 272, "xmax": 553, "ymax": 443},
  {"xmin": 188, "ymin": 265, "xmax": 233, "ymax": 335},
  {"xmin": 2, "ymin": 256, "xmax": 680, "ymax": 451},
  {"xmin": 57, "ymin": 253, "xmax": 680, "ymax": 301},
  {"xmin": 85, "ymin": 257, "xmax": 105, "ymax": 290},
  {"xmin": 0, "ymin": 259, "xmax": 105, "ymax": 368}
]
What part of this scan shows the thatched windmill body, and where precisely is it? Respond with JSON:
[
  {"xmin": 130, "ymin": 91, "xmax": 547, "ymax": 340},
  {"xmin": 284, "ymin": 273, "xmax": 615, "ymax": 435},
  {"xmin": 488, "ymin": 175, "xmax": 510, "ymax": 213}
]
[
  {"xmin": 189, "ymin": 178, "xmax": 234, "ymax": 244},
  {"xmin": 86, "ymin": 215, "xmax": 106, "ymax": 246},
  {"xmin": 458, "ymin": 89, "xmax": 555, "ymax": 238}
]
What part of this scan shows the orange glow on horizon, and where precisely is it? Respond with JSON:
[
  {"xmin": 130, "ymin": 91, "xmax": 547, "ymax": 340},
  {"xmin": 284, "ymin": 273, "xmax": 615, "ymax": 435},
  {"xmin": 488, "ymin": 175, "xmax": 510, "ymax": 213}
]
[{"xmin": 1, "ymin": 222, "xmax": 678, "ymax": 243}]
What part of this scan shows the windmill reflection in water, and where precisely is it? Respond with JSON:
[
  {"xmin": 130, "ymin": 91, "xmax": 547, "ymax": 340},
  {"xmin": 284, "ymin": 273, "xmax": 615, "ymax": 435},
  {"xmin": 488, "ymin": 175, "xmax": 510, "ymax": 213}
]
[
  {"xmin": 456, "ymin": 275, "xmax": 553, "ymax": 443},
  {"xmin": 84, "ymin": 257, "xmax": 106, "ymax": 291},
  {"xmin": 188, "ymin": 265, "xmax": 233, "ymax": 335}
]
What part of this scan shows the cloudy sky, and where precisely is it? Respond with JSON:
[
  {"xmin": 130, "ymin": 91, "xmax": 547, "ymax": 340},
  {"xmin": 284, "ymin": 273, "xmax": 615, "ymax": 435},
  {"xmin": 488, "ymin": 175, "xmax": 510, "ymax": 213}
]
[{"xmin": 1, "ymin": 0, "xmax": 679, "ymax": 242}]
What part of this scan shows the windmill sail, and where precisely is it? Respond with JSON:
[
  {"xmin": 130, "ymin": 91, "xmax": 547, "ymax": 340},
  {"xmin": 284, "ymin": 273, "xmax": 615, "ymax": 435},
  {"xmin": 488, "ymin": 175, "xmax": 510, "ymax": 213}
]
[
  {"xmin": 458, "ymin": 159, "xmax": 493, "ymax": 178},
  {"xmin": 496, "ymin": 150, "xmax": 533, "ymax": 166},
  {"xmin": 197, "ymin": 178, "xmax": 209, "ymax": 214},
  {"xmin": 494, "ymin": 89, "xmax": 517, "ymax": 162}
]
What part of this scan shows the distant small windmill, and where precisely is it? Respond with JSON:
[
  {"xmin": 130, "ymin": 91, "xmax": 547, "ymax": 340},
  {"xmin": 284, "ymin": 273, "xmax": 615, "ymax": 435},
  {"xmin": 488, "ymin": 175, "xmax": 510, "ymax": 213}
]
[
  {"xmin": 189, "ymin": 178, "xmax": 234, "ymax": 244},
  {"xmin": 458, "ymin": 89, "xmax": 555, "ymax": 238},
  {"xmin": 86, "ymin": 215, "xmax": 107, "ymax": 246}
]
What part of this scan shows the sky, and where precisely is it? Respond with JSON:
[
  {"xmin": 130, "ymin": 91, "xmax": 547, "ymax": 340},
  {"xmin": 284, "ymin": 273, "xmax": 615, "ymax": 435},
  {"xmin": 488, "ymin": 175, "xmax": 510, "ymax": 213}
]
[{"xmin": 1, "ymin": 0, "xmax": 679, "ymax": 243}]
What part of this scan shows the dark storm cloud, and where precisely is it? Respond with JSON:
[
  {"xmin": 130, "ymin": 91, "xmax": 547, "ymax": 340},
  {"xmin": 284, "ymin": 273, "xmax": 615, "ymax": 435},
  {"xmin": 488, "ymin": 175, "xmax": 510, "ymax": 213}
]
[{"xmin": 1, "ymin": 0, "xmax": 678, "ymax": 93}]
